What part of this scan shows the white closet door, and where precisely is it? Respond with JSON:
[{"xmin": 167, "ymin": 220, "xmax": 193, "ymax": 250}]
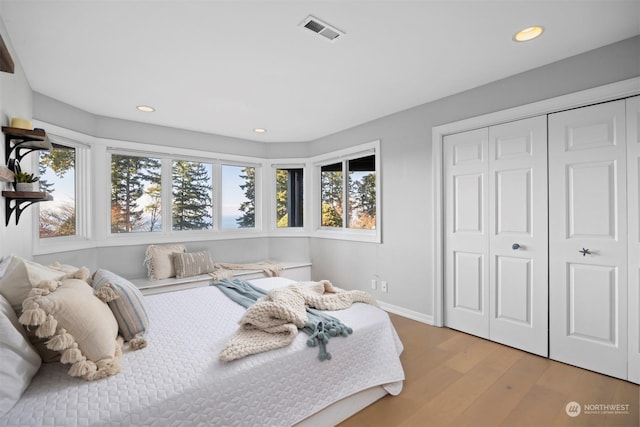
[
  {"xmin": 488, "ymin": 116, "xmax": 548, "ymax": 357},
  {"xmin": 627, "ymin": 95, "xmax": 640, "ymax": 384},
  {"xmin": 549, "ymin": 100, "xmax": 628, "ymax": 380},
  {"xmin": 444, "ymin": 128, "xmax": 490, "ymax": 338}
]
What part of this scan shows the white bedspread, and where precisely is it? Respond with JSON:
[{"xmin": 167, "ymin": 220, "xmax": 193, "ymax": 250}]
[{"xmin": 0, "ymin": 277, "xmax": 404, "ymax": 426}]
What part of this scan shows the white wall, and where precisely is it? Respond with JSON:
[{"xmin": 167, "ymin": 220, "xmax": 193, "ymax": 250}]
[{"xmin": 0, "ymin": 9, "xmax": 34, "ymax": 259}]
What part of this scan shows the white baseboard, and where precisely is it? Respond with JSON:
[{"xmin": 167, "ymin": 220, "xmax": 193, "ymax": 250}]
[{"xmin": 378, "ymin": 301, "xmax": 434, "ymax": 325}]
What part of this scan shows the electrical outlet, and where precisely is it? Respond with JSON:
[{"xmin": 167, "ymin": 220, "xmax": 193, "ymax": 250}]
[
  {"xmin": 381, "ymin": 281, "xmax": 388, "ymax": 293},
  {"xmin": 371, "ymin": 279, "xmax": 377, "ymax": 290}
]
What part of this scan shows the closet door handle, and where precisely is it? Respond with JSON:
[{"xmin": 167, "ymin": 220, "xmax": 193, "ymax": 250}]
[
  {"xmin": 512, "ymin": 243, "xmax": 520, "ymax": 250},
  {"xmin": 579, "ymin": 248, "xmax": 592, "ymax": 256}
]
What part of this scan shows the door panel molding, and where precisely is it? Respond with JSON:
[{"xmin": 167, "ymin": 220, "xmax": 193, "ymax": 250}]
[
  {"xmin": 549, "ymin": 99, "xmax": 627, "ymax": 380},
  {"xmin": 434, "ymin": 77, "xmax": 639, "ymax": 329},
  {"xmin": 434, "ymin": 78, "xmax": 640, "ymax": 382}
]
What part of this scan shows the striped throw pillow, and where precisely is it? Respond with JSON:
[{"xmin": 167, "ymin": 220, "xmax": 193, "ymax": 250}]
[
  {"xmin": 173, "ymin": 251, "xmax": 216, "ymax": 279},
  {"xmin": 92, "ymin": 269, "xmax": 149, "ymax": 342}
]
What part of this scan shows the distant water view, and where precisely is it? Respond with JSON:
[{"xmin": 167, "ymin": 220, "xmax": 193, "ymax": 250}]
[{"xmin": 222, "ymin": 215, "xmax": 240, "ymax": 229}]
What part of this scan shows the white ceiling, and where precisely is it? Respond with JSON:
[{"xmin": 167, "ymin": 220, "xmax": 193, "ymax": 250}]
[{"xmin": 1, "ymin": 1, "xmax": 639, "ymax": 143}]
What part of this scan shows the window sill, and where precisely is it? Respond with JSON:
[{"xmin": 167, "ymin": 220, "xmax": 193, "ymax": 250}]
[{"xmin": 312, "ymin": 227, "xmax": 381, "ymax": 244}]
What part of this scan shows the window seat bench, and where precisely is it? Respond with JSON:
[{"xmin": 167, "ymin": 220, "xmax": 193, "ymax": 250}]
[{"xmin": 130, "ymin": 261, "xmax": 311, "ymax": 295}]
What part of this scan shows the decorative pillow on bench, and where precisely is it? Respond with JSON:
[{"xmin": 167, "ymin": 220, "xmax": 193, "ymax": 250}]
[
  {"xmin": 173, "ymin": 251, "xmax": 216, "ymax": 279},
  {"xmin": 144, "ymin": 244, "xmax": 186, "ymax": 280}
]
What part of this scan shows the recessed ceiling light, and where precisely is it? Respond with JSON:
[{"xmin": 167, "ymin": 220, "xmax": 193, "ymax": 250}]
[
  {"xmin": 513, "ymin": 26, "xmax": 544, "ymax": 42},
  {"xmin": 136, "ymin": 105, "xmax": 155, "ymax": 112},
  {"xmin": 254, "ymin": 128, "xmax": 267, "ymax": 133}
]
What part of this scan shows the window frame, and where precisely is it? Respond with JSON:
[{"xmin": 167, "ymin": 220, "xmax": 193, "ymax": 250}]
[
  {"xmin": 105, "ymin": 148, "xmax": 263, "ymax": 241},
  {"xmin": 31, "ymin": 122, "xmax": 380, "ymax": 253},
  {"xmin": 312, "ymin": 140, "xmax": 381, "ymax": 243},
  {"xmin": 32, "ymin": 121, "xmax": 267, "ymax": 254},
  {"xmin": 33, "ymin": 133, "xmax": 91, "ymax": 252},
  {"xmin": 270, "ymin": 162, "xmax": 307, "ymax": 234},
  {"xmin": 219, "ymin": 161, "xmax": 261, "ymax": 232}
]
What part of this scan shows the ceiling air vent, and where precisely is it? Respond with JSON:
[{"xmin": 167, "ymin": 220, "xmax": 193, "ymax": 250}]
[{"xmin": 300, "ymin": 16, "xmax": 344, "ymax": 42}]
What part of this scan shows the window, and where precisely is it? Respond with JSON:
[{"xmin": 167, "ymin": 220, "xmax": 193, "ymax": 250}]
[
  {"xmin": 347, "ymin": 155, "xmax": 376, "ymax": 229},
  {"xmin": 110, "ymin": 154, "xmax": 162, "ymax": 233},
  {"xmin": 321, "ymin": 162, "xmax": 343, "ymax": 227},
  {"xmin": 172, "ymin": 160, "xmax": 213, "ymax": 231},
  {"xmin": 222, "ymin": 164, "xmax": 255, "ymax": 229},
  {"xmin": 109, "ymin": 153, "xmax": 258, "ymax": 235},
  {"xmin": 321, "ymin": 157, "xmax": 376, "ymax": 229},
  {"xmin": 276, "ymin": 168, "xmax": 303, "ymax": 228},
  {"xmin": 39, "ymin": 144, "xmax": 76, "ymax": 238},
  {"xmin": 316, "ymin": 141, "xmax": 380, "ymax": 241}
]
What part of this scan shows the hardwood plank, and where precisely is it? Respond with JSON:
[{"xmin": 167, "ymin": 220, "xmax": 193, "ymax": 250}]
[
  {"xmin": 338, "ymin": 314, "xmax": 640, "ymax": 427},
  {"xmin": 500, "ymin": 385, "xmax": 568, "ymax": 427},
  {"xmin": 451, "ymin": 353, "xmax": 547, "ymax": 426},
  {"xmin": 442, "ymin": 337, "xmax": 498, "ymax": 374}
]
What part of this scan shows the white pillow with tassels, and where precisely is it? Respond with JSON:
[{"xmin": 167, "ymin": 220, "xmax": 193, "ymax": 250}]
[{"xmin": 19, "ymin": 278, "xmax": 122, "ymax": 381}]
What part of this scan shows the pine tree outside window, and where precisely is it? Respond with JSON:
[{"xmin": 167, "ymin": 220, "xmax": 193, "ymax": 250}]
[
  {"xmin": 110, "ymin": 154, "xmax": 162, "ymax": 233},
  {"xmin": 171, "ymin": 160, "xmax": 213, "ymax": 231},
  {"xmin": 348, "ymin": 155, "xmax": 376, "ymax": 230},
  {"xmin": 222, "ymin": 164, "xmax": 255, "ymax": 229},
  {"xmin": 39, "ymin": 143, "xmax": 76, "ymax": 238},
  {"xmin": 321, "ymin": 162, "xmax": 343, "ymax": 228},
  {"xmin": 316, "ymin": 141, "xmax": 379, "ymax": 241}
]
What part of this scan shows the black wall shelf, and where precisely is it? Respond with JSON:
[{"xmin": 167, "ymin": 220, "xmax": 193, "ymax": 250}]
[
  {"xmin": 2, "ymin": 191, "xmax": 52, "ymax": 226},
  {"xmin": 3, "ymin": 126, "xmax": 52, "ymax": 163},
  {"xmin": 2, "ymin": 127, "xmax": 53, "ymax": 225}
]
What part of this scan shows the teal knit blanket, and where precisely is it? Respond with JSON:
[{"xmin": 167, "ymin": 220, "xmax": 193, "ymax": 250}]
[{"xmin": 213, "ymin": 278, "xmax": 353, "ymax": 361}]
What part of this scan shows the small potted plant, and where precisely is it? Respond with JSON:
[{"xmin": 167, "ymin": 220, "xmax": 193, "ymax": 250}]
[{"xmin": 14, "ymin": 171, "xmax": 39, "ymax": 192}]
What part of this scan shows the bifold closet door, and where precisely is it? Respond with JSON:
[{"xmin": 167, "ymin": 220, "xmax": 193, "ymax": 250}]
[
  {"xmin": 444, "ymin": 116, "xmax": 548, "ymax": 356},
  {"xmin": 549, "ymin": 99, "xmax": 628, "ymax": 380},
  {"xmin": 488, "ymin": 116, "xmax": 548, "ymax": 357},
  {"xmin": 627, "ymin": 95, "xmax": 640, "ymax": 384},
  {"xmin": 444, "ymin": 128, "xmax": 490, "ymax": 339}
]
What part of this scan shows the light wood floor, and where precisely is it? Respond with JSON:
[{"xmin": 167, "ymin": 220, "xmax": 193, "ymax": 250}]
[{"xmin": 339, "ymin": 314, "xmax": 639, "ymax": 427}]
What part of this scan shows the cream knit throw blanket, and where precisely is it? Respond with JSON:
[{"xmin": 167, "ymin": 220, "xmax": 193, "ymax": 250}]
[
  {"xmin": 218, "ymin": 280, "xmax": 377, "ymax": 362},
  {"xmin": 213, "ymin": 261, "xmax": 284, "ymax": 277}
]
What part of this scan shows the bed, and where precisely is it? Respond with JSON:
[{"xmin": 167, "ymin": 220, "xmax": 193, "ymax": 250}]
[{"xmin": 1, "ymin": 275, "xmax": 405, "ymax": 426}]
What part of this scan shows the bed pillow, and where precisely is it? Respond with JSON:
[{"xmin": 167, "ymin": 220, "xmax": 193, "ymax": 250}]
[
  {"xmin": 92, "ymin": 269, "xmax": 148, "ymax": 349},
  {"xmin": 144, "ymin": 244, "xmax": 186, "ymax": 280},
  {"xmin": 0, "ymin": 294, "xmax": 41, "ymax": 416},
  {"xmin": 0, "ymin": 256, "xmax": 11, "ymax": 278},
  {"xmin": 48, "ymin": 261, "xmax": 81, "ymax": 275},
  {"xmin": 0, "ymin": 256, "xmax": 66, "ymax": 312},
  {"xmin": 19, "ymin": 278, "xmax": 122, "ymax": 381},
  {"xmin": 173, "ymin": 251, "xmax": 216, "ymax": 278}
]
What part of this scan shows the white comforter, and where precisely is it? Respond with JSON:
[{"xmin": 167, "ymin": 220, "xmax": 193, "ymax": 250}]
[{"xmin": 1, "ymin": 277, "xmax": 405, "ymax": 426}]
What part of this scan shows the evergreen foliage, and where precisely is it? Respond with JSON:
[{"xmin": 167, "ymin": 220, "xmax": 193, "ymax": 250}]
[
  {"xmin": 39, "ymin": 146, "xmax": 76, "ymax": 237},
  {"xmin": 237, "ymin": 166, "xmax": 255, "ymax": 228},
  {"xmin": 321, "ymin": 168, "xmax": 343, "ymax": 227},
  {"xmin": 171, "ymin": 160, "xmax": 212, "ymax": 230},
  {"xmin": 349, "ymin": 172, "xmax": 376, "ymax": 229},
  {"xmin": 110, "ymin": 154, "xmax": 161, "ymax": 233}
]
